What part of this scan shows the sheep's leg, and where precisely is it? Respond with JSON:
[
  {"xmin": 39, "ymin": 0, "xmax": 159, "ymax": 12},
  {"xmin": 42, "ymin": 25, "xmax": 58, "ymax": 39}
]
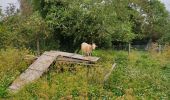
[
  {"xmin": 86, "ymin": 52, "xmax": 89, "ymax": 56},
  {"xmin": 82, "ymin": 51, "xmax": 86, "ymax": 57},
  {"xmin": 84, "ymin": 53, "xmax": 86, "ymax": 56},
  {"xmin": 89, "ymin": 51, "xmax": 93, "ymax": 56}
]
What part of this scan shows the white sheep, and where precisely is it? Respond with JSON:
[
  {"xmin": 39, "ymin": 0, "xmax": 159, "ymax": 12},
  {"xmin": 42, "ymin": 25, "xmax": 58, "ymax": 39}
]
[{"xmin": 81, "ymin": 42, "xmax": 97, "ymax": 56}]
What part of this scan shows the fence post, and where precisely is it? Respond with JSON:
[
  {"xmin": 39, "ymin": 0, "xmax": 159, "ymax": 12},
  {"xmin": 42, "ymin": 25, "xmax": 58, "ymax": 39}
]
[
  {"xmin": 128, "ymin": 43, "xmax": 131, "ymax": 54},
  {"xmin": 158, "ymin": 44, "xmax": 161, "ymax": 54}
]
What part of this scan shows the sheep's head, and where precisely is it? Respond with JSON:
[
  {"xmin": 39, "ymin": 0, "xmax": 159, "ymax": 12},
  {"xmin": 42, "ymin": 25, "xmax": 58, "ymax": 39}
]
[{"xmin": 92, "ymin": 43, "xmax": 97, "ymax": 50}]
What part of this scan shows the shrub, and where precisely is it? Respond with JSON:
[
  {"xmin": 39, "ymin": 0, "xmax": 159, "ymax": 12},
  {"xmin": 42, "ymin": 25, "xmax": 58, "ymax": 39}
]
[{"xmin": 0, "ymin": 48, "xmax": 30, "ymax": 98}]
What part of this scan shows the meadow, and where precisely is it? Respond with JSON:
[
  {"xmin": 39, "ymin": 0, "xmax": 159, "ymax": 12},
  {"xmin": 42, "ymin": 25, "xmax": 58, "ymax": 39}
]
[{"xmin": 0, "ymin": 48, "xmax": 169, "ymax": 99}]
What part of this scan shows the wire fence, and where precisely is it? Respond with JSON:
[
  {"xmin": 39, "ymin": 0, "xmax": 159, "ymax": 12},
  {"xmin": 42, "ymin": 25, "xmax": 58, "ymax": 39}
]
[
  {"xmin": 113, "ymin": 45, "xmax": 147, "ymax": 51},
  {"xmin": 112, "ymin": 44, "xmax": 167, "ymax": 53}
]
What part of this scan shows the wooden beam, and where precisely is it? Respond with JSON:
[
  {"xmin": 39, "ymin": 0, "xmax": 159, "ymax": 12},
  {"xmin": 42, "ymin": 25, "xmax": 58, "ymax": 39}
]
[{"xmin": 103, "ymin": 63, "xmax": 116, "ymax": 82}]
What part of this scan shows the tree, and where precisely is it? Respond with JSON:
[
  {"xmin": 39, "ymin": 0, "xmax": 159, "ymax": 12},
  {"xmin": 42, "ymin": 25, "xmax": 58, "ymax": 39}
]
[
  {"xmin": 32, "ymin": 0, "xmax": 108, "ymax": 51},
  {"xmin": 130, "ymin": 0, "xmax": 169, "ymax": 41},
  {"xmin": 21, "ymin": 12, "xmax": 49, "ymax": 55},
  {"xmin": 159, "ymin": 16, "xmax": 170, "ymax": 44},
  {"xmin": 29, "ymin": 0, "xmax": 170, "ymax": 51},
  {"xmin": 0, "ymin": 3, "xmax": 20, "ymax": 48},
  {"xmin": 19, "ymin": 0, "xmax": 33, "ymax": 16}
]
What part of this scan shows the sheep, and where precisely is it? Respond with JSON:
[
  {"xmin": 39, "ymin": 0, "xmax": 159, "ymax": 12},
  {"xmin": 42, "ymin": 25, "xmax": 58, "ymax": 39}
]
[{"xmin": 81, "ymin": 42, "xmax": 97, "ymax": 56}]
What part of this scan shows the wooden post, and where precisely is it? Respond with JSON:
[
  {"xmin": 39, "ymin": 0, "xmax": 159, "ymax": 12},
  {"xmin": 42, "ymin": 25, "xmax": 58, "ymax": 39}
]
[
  {"xmin": 158, "ymin": 44, "xmax": 161, "ymax": 54},
  {"xmin": 128, "ymin": 43, "xmax": 131, "ymax": 55},
  {"xmin": 103, "ymin": 63, "xmax": 116, "ymax": 82}
]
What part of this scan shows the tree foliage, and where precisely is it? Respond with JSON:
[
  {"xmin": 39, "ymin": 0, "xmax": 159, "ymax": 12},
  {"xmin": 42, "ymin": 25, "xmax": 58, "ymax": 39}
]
[
  {"xmin": 0, "ymin": 12, "xmax": 50, "ymax": 54},
  {"xmin": 159, "ymin": 17, "xmax": 170, "ymax": 44},
  {"xmin": 0, "ymin": 0, "xmax": 170, "ymax": 52}
]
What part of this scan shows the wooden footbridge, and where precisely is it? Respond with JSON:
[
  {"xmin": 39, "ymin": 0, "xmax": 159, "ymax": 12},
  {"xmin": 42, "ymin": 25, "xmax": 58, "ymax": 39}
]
[{"xmin": 9, "ymin": 51, "xmax": 100, "ymax": 92}]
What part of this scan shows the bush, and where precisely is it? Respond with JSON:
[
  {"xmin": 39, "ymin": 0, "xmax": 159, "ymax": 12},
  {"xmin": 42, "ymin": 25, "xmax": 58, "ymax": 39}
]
[{"xmin": 0, "ymin": 48, "xmax": 30, "ymax": 98}]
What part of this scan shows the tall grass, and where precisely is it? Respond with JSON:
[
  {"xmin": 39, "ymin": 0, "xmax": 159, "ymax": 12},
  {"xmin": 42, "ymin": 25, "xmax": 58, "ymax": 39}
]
[
  {"xmin": 105, "ymin": 50, "xmax": 170, "ymax": 99},
  {"xmin": 0, "ymin": 48, "xmax": 30, "ymax": 98},
  {"xmin": 0, "ymin": 49, "xmax": 169, "ymax": 99}
]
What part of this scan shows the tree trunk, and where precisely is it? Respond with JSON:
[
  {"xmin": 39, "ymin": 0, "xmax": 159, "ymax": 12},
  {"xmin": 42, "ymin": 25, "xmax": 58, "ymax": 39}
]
[{"xmin": 37, "ymin": 38, "xmax": 40, "ymax": 56}]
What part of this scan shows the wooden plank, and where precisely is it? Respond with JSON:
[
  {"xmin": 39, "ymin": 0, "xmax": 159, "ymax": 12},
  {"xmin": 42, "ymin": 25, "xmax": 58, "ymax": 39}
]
[
  {"xmin": 56, "ymin": 61, "xmax": 100, "ymax": 66},
  {"xmin": 9, "ymin": 51, "xmax": 59, "ymax": 92},
  {"xmin": 57, "ymin": 56, "xmax": 90, "ymax": 63},
  {"xmin": 50, "ymin": 51, "xmax": 74, "ymax": 57},
  {"xmin": 9, "ymin": 69, "xmax": 43, "ymax": 92},
  {"xmin": 9, "ymin": 50, "xmax": 100, "ymax": 93},
  {"xmin": 29, "ymin": 53, "xmax": 58, "ymax": 71},
  {"xmin": 50, "ymin": 51, "xmax": 100, "ymax": 62}
]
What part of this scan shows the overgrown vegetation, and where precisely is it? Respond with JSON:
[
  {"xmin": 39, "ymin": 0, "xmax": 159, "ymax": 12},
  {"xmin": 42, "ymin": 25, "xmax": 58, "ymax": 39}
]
[
  {"xmin": 105, "ymin": 51, "xmax": 170, "ymax": 99},
  {"xmin": 0, "ymin": 0, "xmax": 170, "ymax": 99},
  {"xmin": 0, "ymin": 48, "xmax": 169, "ymax": 99},
  {"xmin": 0, "ymin": 48, "xmax": 30, "ymax": 97}
]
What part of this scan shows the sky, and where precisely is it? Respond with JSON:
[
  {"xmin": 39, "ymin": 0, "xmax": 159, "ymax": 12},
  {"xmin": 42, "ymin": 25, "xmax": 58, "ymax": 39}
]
[
  {"xmin": 0, "ymin": 0, "xmax": 170, "ymax": 13},
  {"xmin": 0, "ymin": 0, "xmax": 20, "ymax": 13},
  {"xmin": 161, "ymin": 0, "xmax": 170, "ymax": 12}
]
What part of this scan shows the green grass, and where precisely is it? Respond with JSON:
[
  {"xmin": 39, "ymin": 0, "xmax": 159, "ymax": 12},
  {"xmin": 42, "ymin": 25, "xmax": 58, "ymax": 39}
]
[
  {"xmin": 105, "ymin": 51, "xmax": 169, "ymax": 99},
  {"xmin": 0, "ymin": 49, "xmax": 169, "ymax": 99}
]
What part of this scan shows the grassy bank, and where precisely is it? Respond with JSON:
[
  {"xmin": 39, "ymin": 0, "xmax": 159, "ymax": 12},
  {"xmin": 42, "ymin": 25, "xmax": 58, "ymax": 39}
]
[{"xmin": 0, "ymin": 48, "xmax": 169, "ymax": 99}]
